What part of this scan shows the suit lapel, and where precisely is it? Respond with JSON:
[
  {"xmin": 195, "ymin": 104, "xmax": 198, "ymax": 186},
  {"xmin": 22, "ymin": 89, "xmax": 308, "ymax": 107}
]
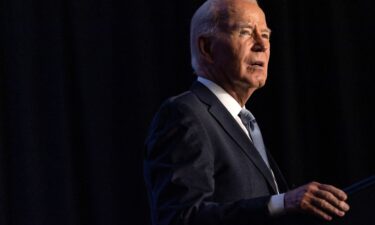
[
  {"xmin": 267, "ymin": 152, "xmax": 289, "ymax": 192},
  {"xmin": 191, "ymin": 81, "xmax": 278, "ymax": 193}
]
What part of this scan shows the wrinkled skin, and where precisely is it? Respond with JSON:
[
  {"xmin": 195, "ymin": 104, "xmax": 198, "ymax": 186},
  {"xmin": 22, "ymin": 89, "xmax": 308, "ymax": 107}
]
[{"xmin": 199, "ymin": 0, "xmax": 270, "ymax": 106}]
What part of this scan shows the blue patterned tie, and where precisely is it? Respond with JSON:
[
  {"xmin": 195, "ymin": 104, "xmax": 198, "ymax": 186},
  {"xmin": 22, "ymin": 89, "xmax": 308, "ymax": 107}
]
[
  {"xmin": 238, "ymin": 109, "xmax": 270, "ymax": 167},
  {"xmin": 239, "ymin": 109, "xmax": 279, "ymax": 193}
]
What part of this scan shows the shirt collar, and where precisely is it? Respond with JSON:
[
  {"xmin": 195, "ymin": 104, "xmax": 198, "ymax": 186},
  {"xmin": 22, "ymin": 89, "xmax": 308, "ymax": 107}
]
[{"xmin": 197, "ymin": 76, "xmax": 244, "ymax": 119}]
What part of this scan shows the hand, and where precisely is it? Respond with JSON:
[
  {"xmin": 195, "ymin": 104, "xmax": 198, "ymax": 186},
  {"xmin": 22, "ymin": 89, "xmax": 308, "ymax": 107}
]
[{"xmin": 284, "ymin": 181, "xmax": 350, "ymax": 221}]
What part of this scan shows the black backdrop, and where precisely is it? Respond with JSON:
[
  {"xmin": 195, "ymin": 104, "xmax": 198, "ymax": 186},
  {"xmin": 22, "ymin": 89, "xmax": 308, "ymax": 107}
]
[{"xmin": 1, "ymin": 0, "xmax": 375, "ymax": 224}]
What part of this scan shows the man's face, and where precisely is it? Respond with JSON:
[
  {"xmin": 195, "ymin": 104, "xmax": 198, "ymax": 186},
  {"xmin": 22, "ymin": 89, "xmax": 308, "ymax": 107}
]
[{"xmin": 211, "ymin": 1, "xmax": 270, "ymax": 91}]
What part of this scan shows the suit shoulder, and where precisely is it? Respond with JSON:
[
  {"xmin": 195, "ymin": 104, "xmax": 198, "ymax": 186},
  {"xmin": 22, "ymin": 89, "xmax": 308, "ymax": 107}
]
[
  {"xmin": 147, "ymin": 90, "xmax": 208, "ymax": 135},
  {"xmin": 145, "ymin": 90, "xmax": 209, "ymax": 150},
  {"xmin": 159, "ymin": 90, "xmax": 206, "ymax": 113},
  {"xmin": 168, "ymin": 90, "xmax": 201, "ymax": 106}
]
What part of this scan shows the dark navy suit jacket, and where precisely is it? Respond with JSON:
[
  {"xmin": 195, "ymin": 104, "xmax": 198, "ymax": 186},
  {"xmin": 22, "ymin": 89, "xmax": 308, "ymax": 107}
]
[{"xmin": 144, "ymin": 81, "xmax": 289, "ymax": 225}]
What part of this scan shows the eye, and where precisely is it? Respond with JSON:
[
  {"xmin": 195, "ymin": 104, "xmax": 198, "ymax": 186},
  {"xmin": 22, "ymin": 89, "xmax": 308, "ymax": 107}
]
[
  {"xmin": 239, "ymin": 29, "xmax": 253, "ymax": 36},
  {"xmin": 261, "ymin": 33, "xmax": 270, "ymax": 40}
]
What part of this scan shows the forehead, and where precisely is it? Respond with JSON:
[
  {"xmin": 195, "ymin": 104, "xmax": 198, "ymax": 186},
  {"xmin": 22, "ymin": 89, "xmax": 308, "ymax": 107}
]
[{"xmin": 220, "ymin": 1, "xmax": 268, "ymax": 28}]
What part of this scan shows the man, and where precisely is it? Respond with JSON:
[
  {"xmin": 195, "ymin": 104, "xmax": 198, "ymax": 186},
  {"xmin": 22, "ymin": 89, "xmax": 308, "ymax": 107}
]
[{"xmin": 144, "ymin": 0, "xmax": 350, "ymax": 224}]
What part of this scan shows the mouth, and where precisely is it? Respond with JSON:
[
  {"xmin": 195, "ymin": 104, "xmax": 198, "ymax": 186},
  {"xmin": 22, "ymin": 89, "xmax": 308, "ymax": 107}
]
[{"xmin": 248, "ymin": 60, "xmax": 265, "ymax": 69}]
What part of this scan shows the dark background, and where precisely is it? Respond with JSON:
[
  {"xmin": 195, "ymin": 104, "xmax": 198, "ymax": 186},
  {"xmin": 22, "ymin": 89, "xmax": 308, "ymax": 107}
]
[{"xmin": 1, "ymin": 0, "xmax": 375, "ymax": 224}]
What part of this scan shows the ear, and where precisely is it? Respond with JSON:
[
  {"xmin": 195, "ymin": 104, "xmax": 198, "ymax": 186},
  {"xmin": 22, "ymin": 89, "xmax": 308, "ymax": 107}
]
[{"xmin": 198, "ymin": 36, "xmax": 214, "ymax": 64}]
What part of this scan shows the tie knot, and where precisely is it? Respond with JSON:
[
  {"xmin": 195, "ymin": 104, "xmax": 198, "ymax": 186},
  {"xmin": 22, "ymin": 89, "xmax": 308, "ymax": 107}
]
[{"xmin": 238, "ymin": 109, "xmax": 256, "ymax": 127}]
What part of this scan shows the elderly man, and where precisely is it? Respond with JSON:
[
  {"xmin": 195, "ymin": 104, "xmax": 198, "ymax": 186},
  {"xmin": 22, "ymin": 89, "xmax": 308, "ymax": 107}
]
[{"xmin": 144, "ymin": 0, "xmax": 350, "ymax": 224}]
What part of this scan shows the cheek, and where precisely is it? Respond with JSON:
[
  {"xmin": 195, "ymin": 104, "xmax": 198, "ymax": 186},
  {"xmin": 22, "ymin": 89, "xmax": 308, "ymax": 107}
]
[
  {"xmin": 266, "ymin": 47, "xmax": 271, "ymax": 60},
  {"xmin": 234, "ymin": 47, "xmax": 248, "ymax": 69}
]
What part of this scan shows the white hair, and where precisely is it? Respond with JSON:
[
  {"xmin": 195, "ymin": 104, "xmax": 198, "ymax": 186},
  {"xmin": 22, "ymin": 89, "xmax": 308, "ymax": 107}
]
[{"xmin": 190, "ymin": 0, "xmax": 258, "ymax": 73}]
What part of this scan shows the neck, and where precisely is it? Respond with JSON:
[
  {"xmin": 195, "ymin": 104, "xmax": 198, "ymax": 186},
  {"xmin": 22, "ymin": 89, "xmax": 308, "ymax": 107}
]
[
  {"xmin": 221, "ymin": 83, "xmax": 255, "ymax": 107},
  {"xmin": 199, "ymin": 74, "xmax": 255, "ymax": 107}
]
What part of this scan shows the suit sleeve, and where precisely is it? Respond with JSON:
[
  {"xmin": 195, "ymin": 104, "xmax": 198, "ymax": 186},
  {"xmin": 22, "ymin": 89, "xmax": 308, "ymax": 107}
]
[{"xmin": 144, "ymin": 99, "xmax": 272, "ymax": 225}]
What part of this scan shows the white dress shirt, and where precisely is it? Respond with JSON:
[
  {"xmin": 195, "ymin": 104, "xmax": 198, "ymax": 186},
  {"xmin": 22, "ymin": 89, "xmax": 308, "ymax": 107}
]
[{"xmin": 197, "ymin": 76, "xmax": 285, "ymax": 216}]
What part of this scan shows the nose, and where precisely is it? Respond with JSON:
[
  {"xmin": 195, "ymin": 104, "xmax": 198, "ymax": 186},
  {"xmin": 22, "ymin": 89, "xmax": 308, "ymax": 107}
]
[{"xmin": 251, "ymin": 27, "xmax": 268, "ymax": 52}]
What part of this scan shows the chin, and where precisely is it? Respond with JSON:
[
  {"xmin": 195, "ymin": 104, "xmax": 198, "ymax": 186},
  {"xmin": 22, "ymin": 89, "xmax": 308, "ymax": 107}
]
[
  {"xmin": 257, "ymin": 80, "xmax": 266, "ymax": 88},
  {"xmin": 240, "ymin": 71, "xmax": 267, "ymax": 88},
  {"xmin": 249, "ymin": 74, "xmax": 267, "ymax": 88}
]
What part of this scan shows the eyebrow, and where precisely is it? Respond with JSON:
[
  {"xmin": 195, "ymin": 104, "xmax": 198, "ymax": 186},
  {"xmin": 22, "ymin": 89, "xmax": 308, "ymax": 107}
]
[
  {"xmin": 263, "ymin": 28, "xmax": 272, "ymax": 34},
  {"xmin": 237, "ymin": 23, "xmax": 272, "ymax": 34}
]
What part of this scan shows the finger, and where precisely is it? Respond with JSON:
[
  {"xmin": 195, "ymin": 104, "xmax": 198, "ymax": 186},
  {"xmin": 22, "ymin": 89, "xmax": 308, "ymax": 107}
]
[
  {"xmin": 302, "ymin": 201, "xmax": 333, "ymax": 221},
  {"xmin": 311, "ymin": 195, "xmax": 346, "ymax": 217},
  {"xmin": 319, "ymin": 184, "xmax": 347, "ymax": 201},
  {"xmin": 314, "ymin": 189, "xmax": 350, "ymax": 212}
]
